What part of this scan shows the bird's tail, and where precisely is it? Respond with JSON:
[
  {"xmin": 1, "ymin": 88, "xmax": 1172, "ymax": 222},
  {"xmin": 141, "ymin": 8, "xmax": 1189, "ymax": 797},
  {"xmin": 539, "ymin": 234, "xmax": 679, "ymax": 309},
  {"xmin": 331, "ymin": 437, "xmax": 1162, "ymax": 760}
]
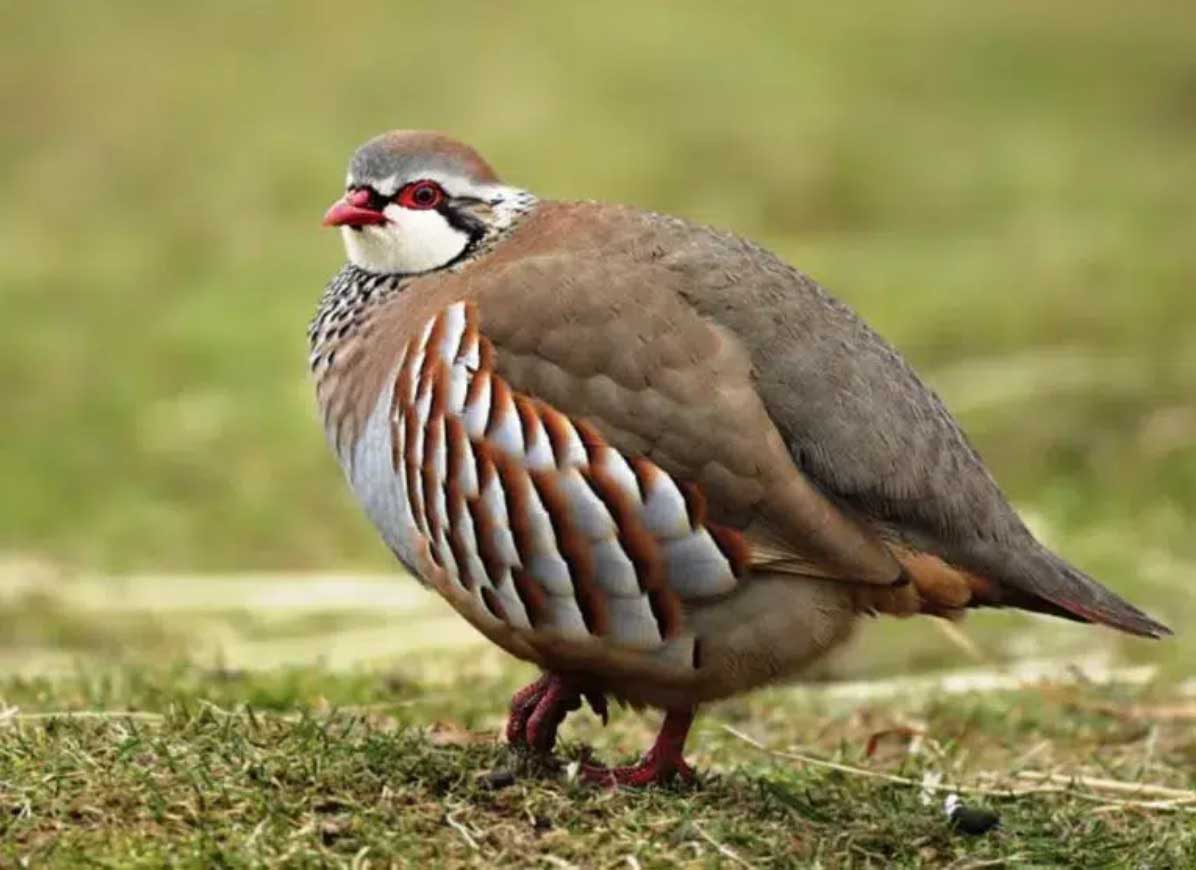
[{"xmin": 974, "ymin": 541, "xmax": 1172, "ymax": 639}]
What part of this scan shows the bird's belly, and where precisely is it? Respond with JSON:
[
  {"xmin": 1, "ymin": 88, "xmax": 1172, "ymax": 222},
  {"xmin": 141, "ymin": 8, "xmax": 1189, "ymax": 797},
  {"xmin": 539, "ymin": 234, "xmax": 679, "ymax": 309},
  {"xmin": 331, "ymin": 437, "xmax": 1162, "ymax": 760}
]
[{"xmin": 683, "ymin": 575, "xmax": 857, "ymax": 702}]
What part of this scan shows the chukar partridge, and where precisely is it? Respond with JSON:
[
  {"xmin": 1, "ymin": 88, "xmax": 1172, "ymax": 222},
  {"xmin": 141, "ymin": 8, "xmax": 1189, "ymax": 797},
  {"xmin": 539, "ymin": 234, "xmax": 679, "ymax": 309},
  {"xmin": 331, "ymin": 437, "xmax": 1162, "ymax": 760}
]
[{"xmin": 311, "ymin": 130, "xmax": 1169, "ymax": 786}]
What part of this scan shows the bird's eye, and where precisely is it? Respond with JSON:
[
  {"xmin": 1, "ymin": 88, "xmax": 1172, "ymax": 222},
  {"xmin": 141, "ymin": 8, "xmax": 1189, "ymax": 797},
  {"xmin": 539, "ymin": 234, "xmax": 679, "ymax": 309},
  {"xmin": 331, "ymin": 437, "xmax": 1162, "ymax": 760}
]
[{"xmin": 397, "ymin": 180, "xmax": 445, "ymax": 210}]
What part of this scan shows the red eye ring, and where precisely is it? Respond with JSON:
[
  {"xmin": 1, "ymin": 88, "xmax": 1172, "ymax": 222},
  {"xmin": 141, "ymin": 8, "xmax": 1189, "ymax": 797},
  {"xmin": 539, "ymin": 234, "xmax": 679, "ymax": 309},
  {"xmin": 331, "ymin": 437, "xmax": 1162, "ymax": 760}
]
[{"xmin": 396, "ymin": 180, "xmax": 445, "ymax": 210}]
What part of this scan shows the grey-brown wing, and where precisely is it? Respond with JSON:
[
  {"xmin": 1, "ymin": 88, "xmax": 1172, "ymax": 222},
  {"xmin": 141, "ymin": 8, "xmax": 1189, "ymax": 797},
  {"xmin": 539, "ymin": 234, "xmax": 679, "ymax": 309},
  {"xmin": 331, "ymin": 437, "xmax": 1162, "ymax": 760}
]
[
  {"xmin": 646, "ymin": 214, "xmax": 1167, "ymax": 636},
  {"xmin": 466, "ymin": 251, "xmax": 904, "ymax": 588}
]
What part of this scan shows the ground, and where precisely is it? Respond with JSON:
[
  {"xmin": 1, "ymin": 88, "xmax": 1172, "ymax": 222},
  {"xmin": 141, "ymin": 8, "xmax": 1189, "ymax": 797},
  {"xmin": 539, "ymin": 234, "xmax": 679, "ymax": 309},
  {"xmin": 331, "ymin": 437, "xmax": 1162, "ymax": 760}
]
[
  {"xmin": 2, "ymin": 569, "xmax": 1194, "ymax": 868},
  {"xmin": 4, "ymin": 657, "xmax": 1196, "ymax": 868}
]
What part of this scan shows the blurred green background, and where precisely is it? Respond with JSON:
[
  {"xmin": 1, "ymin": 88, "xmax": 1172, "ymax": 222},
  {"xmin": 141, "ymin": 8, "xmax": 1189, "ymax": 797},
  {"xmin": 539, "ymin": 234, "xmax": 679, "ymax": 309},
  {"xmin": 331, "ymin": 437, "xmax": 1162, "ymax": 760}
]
[{"xmin": 1, "ymin": 2, "xmax": 1193, "ymax": 661}]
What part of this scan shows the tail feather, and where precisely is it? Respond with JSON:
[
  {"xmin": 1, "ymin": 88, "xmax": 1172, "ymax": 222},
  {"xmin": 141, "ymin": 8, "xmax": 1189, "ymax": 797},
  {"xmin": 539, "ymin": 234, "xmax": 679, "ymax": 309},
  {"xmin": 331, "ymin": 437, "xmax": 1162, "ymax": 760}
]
[{"xmin": 970, "ymin": 541, "xmax": 1171, "ymax": 639}]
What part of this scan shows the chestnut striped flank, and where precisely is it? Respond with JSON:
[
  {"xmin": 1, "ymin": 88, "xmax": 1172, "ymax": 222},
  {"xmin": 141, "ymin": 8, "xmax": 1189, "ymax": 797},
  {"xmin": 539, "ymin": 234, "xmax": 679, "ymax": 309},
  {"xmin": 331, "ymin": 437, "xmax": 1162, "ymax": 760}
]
[
  {"xmin": 539, "ymin": 403, "xmax": 588, "ymax": 468},
  {"xmin": 529, "ymin": 467, "xmax": 608, "ymax": 636},
  {"xmin": 581, "ymin": 459, "xmax": 665, "ymax": 594},
  {"xmin": 480, "ymin": 585, "xmax": 506, "ymax": 621},
  {"xmin": 383, "ymin": 301, "xmax": 744, "ymax": 656},
  {"xmin": 468, "ymin": 489, "xmax": 506, "ymax": 588},
  {"xmin": 706, "ymin": 523, "xmax": 750, "ymax": 578},
  {"xmin": 511, "ymin": 569, "xmax": 549, "ymax": 627},
  {"xmin": 678, "ymin": 481, "xmax": 707, "ymax": 529},
  {"xmin": 420, "ymin": 404, "xmax": 446, "ymax": 566},
  {"xmin": 445, "ymin": 481, "xmax": 477, "ymax": 588},
  {"xmin": 402, "ymin": 403, "xmax": 426, "ymax": 536}
]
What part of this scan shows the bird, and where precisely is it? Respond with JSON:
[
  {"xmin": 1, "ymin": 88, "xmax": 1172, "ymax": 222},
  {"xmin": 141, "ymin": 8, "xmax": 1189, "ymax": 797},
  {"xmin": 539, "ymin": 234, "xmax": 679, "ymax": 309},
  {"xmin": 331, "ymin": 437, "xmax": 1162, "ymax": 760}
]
[{"xmin": 309, "ymin": 130, "xmax": 1170, "ymax": 787}]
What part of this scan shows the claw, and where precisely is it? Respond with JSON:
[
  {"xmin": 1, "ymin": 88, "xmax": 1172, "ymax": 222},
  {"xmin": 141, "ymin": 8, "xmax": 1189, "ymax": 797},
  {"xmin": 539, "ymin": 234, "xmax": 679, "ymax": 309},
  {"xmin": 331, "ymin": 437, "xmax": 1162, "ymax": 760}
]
[
  {"xmin": 578, "ymin": 708, "xmax": 696, "ymax": 788},
  {"xmin": 582, "ymin": 689, "xmax": 609, "ymax": 726}
]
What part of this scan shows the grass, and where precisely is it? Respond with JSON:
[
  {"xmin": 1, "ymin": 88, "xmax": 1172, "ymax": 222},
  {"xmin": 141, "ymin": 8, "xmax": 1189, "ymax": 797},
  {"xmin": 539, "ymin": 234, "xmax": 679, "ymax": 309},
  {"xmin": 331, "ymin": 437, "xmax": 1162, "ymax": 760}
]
[
  {"xmin": 3, "ymin": 567, "xmax": 1195, "ymax": 867},
  {"xmin": 3, "ymin": 2, "xmax": 1196, "ymax": 866},
  {"xmin": 4, "ymin": 659, "xmax": 1196, "ymax": 867}
]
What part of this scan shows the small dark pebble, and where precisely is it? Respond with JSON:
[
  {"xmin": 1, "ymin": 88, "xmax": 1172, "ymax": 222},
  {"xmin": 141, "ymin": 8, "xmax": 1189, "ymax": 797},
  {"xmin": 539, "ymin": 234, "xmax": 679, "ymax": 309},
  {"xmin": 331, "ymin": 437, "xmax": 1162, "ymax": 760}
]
[
  {"xmin": 313, "ymin": 797, "xmax": 350, "ymax": 814},
  {"xmin": 477, "ymin": 769, "xmax": 517, "ymax": 790},
  {"xmin": 949, "ymin": 805, "xmax": 1000, "ymax": 836}
]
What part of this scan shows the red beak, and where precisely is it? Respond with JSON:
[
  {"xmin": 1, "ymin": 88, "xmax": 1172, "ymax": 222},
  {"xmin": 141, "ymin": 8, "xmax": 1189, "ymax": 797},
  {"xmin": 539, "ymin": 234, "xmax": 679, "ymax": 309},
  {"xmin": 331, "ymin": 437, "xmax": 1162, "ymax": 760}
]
[{"xmin": 322, "ymin": 189, "xmax": 388, "ymax": 227}]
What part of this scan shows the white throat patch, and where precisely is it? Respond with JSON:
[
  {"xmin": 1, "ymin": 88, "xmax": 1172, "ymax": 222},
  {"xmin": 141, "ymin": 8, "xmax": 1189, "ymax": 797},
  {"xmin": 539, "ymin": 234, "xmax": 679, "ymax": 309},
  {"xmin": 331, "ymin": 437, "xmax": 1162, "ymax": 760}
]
[
  {"xmin": 342, "ymin": 207, "xmax": 468, "ymax": 274},
  {"xmin": 340, "ymin": 178, "xmax": 535, "ymax": 275}
]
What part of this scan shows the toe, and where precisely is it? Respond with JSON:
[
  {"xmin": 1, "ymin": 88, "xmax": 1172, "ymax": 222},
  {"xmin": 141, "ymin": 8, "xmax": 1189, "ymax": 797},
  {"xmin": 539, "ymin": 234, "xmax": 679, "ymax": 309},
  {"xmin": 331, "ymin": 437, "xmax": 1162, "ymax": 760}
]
[
  {"xmin": 578, "ymin": 753, "xmax": 695, "ymax": 788},
  {"xmin": 505, "ymin": 678, "xmax": 550, "ymax": 746}
]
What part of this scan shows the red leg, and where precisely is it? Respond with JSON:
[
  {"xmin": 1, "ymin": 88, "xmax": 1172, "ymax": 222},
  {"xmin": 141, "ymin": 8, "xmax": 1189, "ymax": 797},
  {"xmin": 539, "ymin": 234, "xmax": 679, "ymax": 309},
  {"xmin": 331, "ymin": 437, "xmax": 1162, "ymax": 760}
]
[{"xmin": 580, "ymin": 708, "xmax": 696, "ymax": 787}]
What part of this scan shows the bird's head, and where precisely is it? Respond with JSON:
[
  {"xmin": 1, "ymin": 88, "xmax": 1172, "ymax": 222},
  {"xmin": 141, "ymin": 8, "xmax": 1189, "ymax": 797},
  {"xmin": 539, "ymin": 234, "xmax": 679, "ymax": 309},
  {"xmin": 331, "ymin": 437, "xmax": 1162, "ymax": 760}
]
[{"xmin": 323, "ymin": 130, "xmax": 534, "ymax": 275}]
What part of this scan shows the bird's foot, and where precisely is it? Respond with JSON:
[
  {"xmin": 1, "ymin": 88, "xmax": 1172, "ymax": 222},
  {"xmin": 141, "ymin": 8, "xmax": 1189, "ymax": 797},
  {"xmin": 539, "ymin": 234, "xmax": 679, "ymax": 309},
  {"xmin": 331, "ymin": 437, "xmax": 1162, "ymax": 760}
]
[
  {"xmin": 524, "ymin": 678, "xmax": 581, "ymax": 752},
  {"xmin": 505, "ymin": 674, "xmax": 553, "ymax": 747},
  {"xmin": 506, "ymin": 674, "xmax": 606, "ymax": 753},
  {"xmin": 578, "ymin": 708, "xmax": 696, "ymax": 788},
  {"xmin": 578, "ymin": 751, "xmax": 695, "ymax": 787}
]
